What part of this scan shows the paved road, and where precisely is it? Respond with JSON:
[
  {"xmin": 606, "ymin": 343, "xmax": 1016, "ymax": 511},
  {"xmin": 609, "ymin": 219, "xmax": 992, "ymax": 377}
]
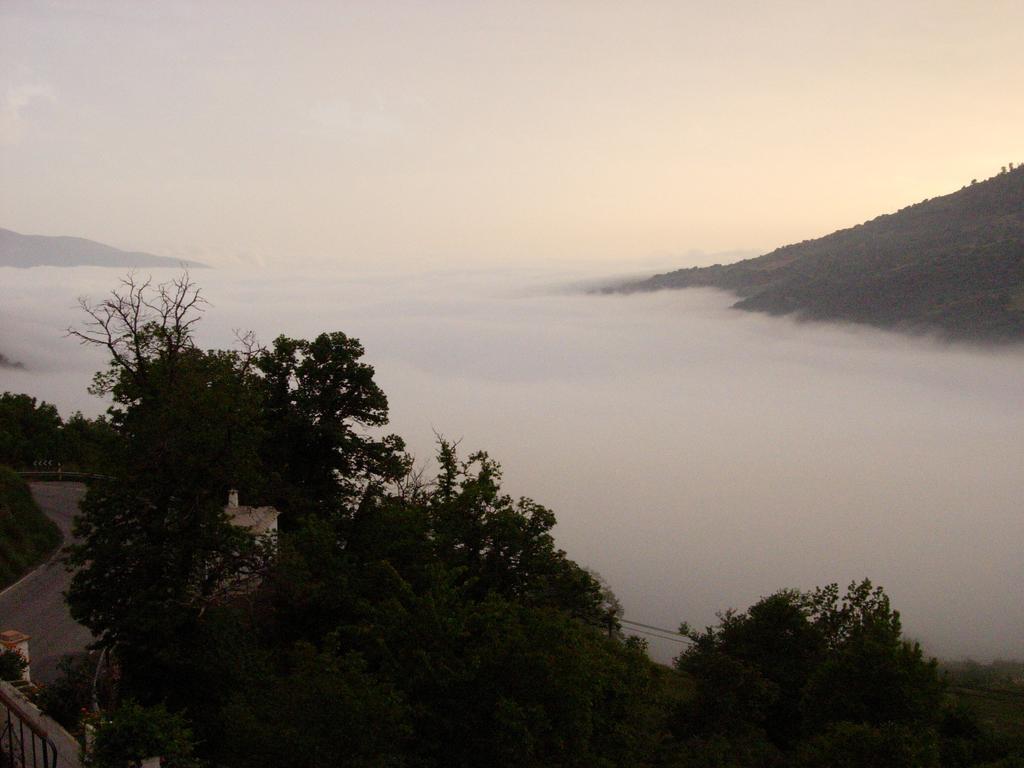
[{"xmin": 0, "ymin": 482, "xmax": 93, "ymax": 684}]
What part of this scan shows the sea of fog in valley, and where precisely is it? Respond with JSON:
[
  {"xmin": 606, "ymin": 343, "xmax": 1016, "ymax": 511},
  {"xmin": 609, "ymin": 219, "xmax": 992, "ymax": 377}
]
[{"xmin": 2, "ymin": 264, "xmax": 1023, "ymax": 664}]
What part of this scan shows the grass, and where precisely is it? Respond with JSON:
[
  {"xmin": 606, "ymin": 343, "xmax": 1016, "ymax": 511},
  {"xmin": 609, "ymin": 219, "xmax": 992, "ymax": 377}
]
[
  {"xmin": 0, "ymin": 465, "xmax": 62, "ymax": 589},
  {"xmin": 1009, "ymin": 287, "xmax": 1024, "ymax": 312},
  {"xmin": 950, "ymin": 684, "xmax": 1024, "ymax": 752},
  {"xmin": 943, "ymin": 659, "xmax": 1024, "ymax": 749}
]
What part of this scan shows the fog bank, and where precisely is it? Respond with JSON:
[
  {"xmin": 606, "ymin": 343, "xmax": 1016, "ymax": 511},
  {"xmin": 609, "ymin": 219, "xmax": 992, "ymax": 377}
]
[{"xmin": 2, "ymin": 265, "xmax": 1023, "ymax": 663}]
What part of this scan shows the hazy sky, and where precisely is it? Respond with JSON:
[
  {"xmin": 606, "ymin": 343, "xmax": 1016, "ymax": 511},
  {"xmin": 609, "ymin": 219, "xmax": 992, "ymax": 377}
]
[{"xmin": 2, "ymin": 1, "xmax": 1022, "ymax": 268}]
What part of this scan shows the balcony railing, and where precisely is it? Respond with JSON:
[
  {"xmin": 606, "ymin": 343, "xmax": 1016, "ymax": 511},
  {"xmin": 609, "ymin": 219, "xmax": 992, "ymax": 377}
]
[{"xmin": 0, "ymin": 686, "xmax": 59, "ymax": 768}]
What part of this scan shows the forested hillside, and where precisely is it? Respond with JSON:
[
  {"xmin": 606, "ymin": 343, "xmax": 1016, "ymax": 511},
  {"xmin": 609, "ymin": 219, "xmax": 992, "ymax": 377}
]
[
  {"xmin": 0, "ymin": 466, "xmax": 60, "ymax": 588},
  {"xmin": 614, "ymin": 166, "xmax": 1024, "ymax": 342}
]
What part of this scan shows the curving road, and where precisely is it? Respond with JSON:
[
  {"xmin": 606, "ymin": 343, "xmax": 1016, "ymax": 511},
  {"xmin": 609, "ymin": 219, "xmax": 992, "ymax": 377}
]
[{"xmin": 0, "ymin": 482, "xmax": 93, "ymax": 684}]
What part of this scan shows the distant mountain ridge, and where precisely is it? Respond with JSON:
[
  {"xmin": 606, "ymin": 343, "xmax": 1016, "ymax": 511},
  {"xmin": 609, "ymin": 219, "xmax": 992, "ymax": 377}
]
[
  {"xmin": 0, "ymin": 228, "xmax": 206, "ymax": 269},
  {"xmin": 612, "ymin": 167, "xmax": 1024, "ymax": 342}
]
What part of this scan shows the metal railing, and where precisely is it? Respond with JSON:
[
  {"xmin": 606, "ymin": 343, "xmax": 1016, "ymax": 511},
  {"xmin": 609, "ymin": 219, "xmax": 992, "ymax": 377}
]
[
  {"xmin": 15, "ymin": 471, "xmax": 114, "ymax": 483},
  {"xmin": 0, "ymin": 686, "xmax": 58, "ymax": 768}
]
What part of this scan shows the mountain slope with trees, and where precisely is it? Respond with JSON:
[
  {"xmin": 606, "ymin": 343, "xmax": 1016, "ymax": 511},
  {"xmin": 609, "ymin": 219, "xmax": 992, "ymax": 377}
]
[
  {"xmin": 0, "ymin": 466, "xmax": 60, "ymax": 588},
  {"xmin": 614, "ymin": 166, "xmax": 1024, "ymax": 342}
]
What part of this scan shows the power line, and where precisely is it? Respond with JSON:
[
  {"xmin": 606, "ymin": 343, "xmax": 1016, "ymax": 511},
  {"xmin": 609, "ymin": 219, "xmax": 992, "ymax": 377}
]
[
  {"xmin": 620, "ymin": 626, "xmax": 690, "ymax": 645},
  {"xmin": 620, "ymin": 617, "xmax": 692, "ymax": 642},
  {"xmin": 580, "ymin": 614, "xmax": 693, "ymax": 645},
  {"xmin": 621, "ymin": 618, "xmax": 680, "ymax": 634}
]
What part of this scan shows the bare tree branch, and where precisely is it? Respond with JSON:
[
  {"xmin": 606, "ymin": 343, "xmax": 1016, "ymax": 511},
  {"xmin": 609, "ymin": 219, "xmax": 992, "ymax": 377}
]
[{"xmin": 67, "ymin": 272, "xmax": 207, "ymax": 389}]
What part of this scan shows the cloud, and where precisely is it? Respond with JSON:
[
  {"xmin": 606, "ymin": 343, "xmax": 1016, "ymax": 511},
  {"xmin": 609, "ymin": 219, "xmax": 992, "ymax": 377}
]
[
  {"xmin": 0, "ymin": 81, "xmax": 57, "ymax": 145},
  {"xmin": 2, "ymin": 264, "xmax": 1023, "ymax": 664},
  {"xmin": 303, "ymin": 91, "xmax": 414, "ymax": 142}
]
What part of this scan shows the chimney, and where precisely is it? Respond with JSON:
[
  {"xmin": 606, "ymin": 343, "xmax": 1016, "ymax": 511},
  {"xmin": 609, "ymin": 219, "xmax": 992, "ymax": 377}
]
[
  {"xmin": 1, "ymin": 629, "xmax": 32, "ymax": 682},
  {"xmin": 228, "ymin": 489, "xmax": 239, "ymax": 508}
]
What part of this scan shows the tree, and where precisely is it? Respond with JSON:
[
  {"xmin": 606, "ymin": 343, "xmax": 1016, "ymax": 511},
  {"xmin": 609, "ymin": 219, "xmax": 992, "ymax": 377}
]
[
  {"xmin": 672, "ymin": 581, "xmax": 944, "ymax": 756},
  {"xmin": 255, "ymin": 332, "xmax": 408, "ymax": 521},
  {"xmin": 675, "ymin": 591, "xmax": 822, "ymax": 748},
  {"xmin": 800, "ymin": 580, "xmax": 943, "ymax": 729},
  {"xmin": 246, "ymin": 441, "xmax": 655, "ymax": 768},
  {"xmin": 0, "ymin": 392, "xmax": 63, "ymax": 467},
  {"xmin": 794, "ymin": 722, "xmax": 939, "ymax": 768},
  {"xmin": 63, "ymin": 274, "xmax": 670, "ymax": 767},
  {"xmin": 221, "ymin": 640, "xmax": 408, "ymax": 768},
  {"xmin": 60, "ymin": 411, "xmax": 118, "ymax": 473},
  {"xmin": 65, "ymin": 275, "xmax": 419, "ymax": 708},
  {"xmin": 66, "ymin": 274, "xmax": 269, "ymax": 703},
  {"xmin": 425, "ymin": 441, "xmax": 611, "ymax": 625},
  {"xmin": 34, "ymin": 654, "xmax": 109, "ymax": 733},
  {"xmin": 84, "ymin": 701, "xmax": 200, "ymax": 768},
  {"xmin": 69, "ymin": 274, "xmax": 265, "ymax": 499},
  {"xmin": 0, "ymin": 649, "xmax": 27, "ymax": 681},
  {"xmin": 0, "ymin": 392, "xmax": 118, "ymax": 472}
]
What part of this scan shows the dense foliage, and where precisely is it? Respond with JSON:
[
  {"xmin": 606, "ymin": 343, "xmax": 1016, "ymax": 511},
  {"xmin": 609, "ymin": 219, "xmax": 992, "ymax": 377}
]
[
  {"xmin": 664, "ymin": 582, "xmax": 965, "ymax": 765},
  {"xmin": 84, "ymin": 701, "xmax": 200, "ymax": 768},
  {"xmin": 0, "ymin": 464, "xmax": 60, "ymax": 588},
  {"xmin": 0, "ymin": 648, "xmax": 27, "ymax": 680},
  {"xmin": 48, "ymin": 275, "xmax": 1024, "ymax": 767},
  {"xmin": 0, "ymin": 391, "xmax": 115, "ymax": 471},
  {"xmin": 941, "ymin": 661, "xmax": 1024, "ymax": 760}
]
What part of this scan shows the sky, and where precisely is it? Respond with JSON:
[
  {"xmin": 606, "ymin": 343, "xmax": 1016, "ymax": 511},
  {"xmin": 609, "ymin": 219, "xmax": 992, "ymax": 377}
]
[
  {"xmin": 2, "ymin": 0, "xmax": 1023, "ymax": 268},
  {"xmin": 3, "ymin": 266, "xmax": 1024, "ymax": 663}
]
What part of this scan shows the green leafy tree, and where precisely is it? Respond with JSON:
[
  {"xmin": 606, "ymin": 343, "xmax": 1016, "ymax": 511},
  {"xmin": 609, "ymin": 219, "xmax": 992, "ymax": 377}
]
[
  {"xmin": 800, "ymin": 581, "xmax": 944, "ymax": 729},
  {"xmin": 426, "ymin": 441, "xmax": 611, "ymax": 624},
  {"xmin": 255, "ymin": 332, "xmax": 408, "ymax": 521},
  {"xmin": 222, "ymin": 640, "xmax": 408, "ymax": 768},
  {"xmin": 676, "ymin": 591, "xmax": 823, "ymax": 748},
  {"xmin": 60, "ymin": 412, "xmax": 119, "ymax": 473},
  {"xmin": 0, "ymin": 392, "xmax": 63, "ymax": 467},
  {"xmin": 66, "ymin": 275, "xmax": 268, "ymax": 703},
  {"xmin": 246, "ymin": 442, "xmax": 657, "ymax": 768},
  {"xmin": 673, "ymin": 581, "xmax": 944, "ymax": 757},
  {"xmin": 0, "ymin": 649, "xmax": 27, "ymax": 681},
  {"xmin": 63, "ymin": 274, "xmax": 670, "ymax": 768},
  {"xmin": 35, "ymin": 654, "xmax": 106, "ymax": 733},
  {"xmin": 85, "ymin": 701, "xmax": 201, "ymax": 768},
  {"xmin": 0, "ymin": 391, "xmax": 119, "ymax": 472},
  {"xmin": 794, "ymin": 721, "xmax": 939, "ymax": 768}
]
